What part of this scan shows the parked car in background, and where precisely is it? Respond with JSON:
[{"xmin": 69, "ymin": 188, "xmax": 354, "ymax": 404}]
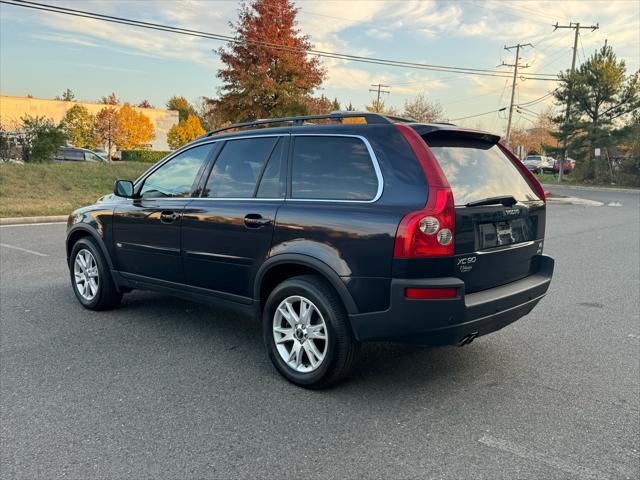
[
  {"xmin": 94, "ymin": 148, "xmax": 109, "ymax": 159},
  {"xmin": 523, "ymin": 155, "xmax": 553, "ymax": 173},
  {"xmin": 55, "ymin": 147, "xmax": 107, "ymax": 163},
  {"xmin": 553, "ymin": 157, "xmax": 575, "ymax": 174}
]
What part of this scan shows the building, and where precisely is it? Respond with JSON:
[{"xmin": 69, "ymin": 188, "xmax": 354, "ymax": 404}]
[{"xmin": 0, "ymin": 95, "xmax": 179, "ymax": 151}]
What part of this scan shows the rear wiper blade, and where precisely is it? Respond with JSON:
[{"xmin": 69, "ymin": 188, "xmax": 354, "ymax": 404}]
[{"xmin": 465, "ymin": 195, "xmax": 517, "ymax": 207}]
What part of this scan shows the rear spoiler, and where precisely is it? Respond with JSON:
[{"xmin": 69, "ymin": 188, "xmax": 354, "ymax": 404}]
[{"xmin": 410, "ymin": 124, "xmax": 500, "ymax": 144}]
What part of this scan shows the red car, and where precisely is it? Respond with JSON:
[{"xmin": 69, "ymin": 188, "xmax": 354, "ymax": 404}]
[{"xmin": 553, "ymin": 157, "xmax": 575, "ymax": 174}]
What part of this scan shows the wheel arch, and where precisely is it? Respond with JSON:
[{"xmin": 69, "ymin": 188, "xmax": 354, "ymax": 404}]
[
  {"xmin": 66, "ymin": 225, "xmax": 114, "ymax": 270},
  {"xmin": 255, "ymin": 254, "xmax": 358, "ymax": 315}
]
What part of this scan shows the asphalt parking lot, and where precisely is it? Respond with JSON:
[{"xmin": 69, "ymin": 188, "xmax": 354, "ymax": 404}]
[{"xmin": 1, "ymin": 185, "xmax": 638, "ymax": 479}]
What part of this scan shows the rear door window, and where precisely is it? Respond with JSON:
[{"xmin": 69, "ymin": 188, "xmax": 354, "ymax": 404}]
[
  {"xmin": 203, "ymin": 137, "xmax": 278, "ymax": 198},
  {"xmin": 426, "ymin": 137, "xmax": 540, "ymax": 205},
  {"xmin": 291, "ymin": 136, "xmax": 379, "ymax": 201}
]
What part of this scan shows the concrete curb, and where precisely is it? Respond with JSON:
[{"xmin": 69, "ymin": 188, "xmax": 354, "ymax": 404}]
[
  {"xmin": 546, "ymin": 197, "xmax": 604, "ymax": 207},
  {"xmin": 542, "ymin": 183, "xmax": 639, "ymax": 193},
  {"xmin": 0, "ymin": 215, "xmax": 67, "ymax": 226}
]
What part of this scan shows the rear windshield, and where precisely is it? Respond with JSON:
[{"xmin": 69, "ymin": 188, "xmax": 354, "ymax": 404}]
[{"xmin": 426, "ymin": 138, "xmax": 540, "ymax": 205}]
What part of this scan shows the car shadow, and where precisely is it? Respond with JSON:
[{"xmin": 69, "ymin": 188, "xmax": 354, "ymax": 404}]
[{"xmin": 113, "ymin": 290, "xmax": 513, "ymax": 395}]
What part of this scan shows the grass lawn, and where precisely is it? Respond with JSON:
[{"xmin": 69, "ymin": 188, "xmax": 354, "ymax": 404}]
[
  {"xmin": 0, "ymin": 162, "xmax": 151, "ymax": 217},
  {"xmin": 534, "ymin": 172, "xmax": 639, "ymax": 189}
]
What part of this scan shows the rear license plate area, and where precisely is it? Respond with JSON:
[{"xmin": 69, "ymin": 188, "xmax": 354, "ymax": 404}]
[{"xmin": 478, "ymin": 219, "xmax": 528, "ymax": 248}]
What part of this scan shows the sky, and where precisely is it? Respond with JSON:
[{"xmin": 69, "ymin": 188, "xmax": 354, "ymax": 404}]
[{"xmin": 1, "ymin": 0, "xmax": 638, "ymax": 135}]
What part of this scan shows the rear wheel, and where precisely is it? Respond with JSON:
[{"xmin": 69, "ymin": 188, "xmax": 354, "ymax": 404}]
[
  {"xmin": 263, "ymin": 275, "xmax": 359, "ymax": 389},
  {"xmin": 70, "ymin": 238, "xmax": 122, "ymax": 310}
]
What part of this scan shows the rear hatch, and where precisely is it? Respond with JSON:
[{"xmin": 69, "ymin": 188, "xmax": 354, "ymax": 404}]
[{"xmin": 421, "ymin": 129, "xmax": 545, "ymax": 293}]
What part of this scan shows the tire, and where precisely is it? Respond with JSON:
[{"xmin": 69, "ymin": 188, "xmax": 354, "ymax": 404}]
[
  {"xmin": 69, "ymin": 237, "xmax": 122, "ymax": 311},
  {"xmin": 263, "ymin": 275, "xmax": 360, "ymax": 389}
]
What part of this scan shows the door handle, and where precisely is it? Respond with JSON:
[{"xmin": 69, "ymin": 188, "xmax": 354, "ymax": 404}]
[
  {"xmin": 160, "ymin": 211, "xmax": 180, "ymax": 224},
  {"xmin": 244, "ymin": 214, "xmax": 271, "ymax": 228}
]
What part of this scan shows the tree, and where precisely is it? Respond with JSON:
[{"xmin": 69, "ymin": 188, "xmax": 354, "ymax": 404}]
[
  {"xmin": 55, "ymin": 88, "xmax": 75, "ymax": 102},
  {"xmin": 613, "ymin": 111, "xmax": 640, "ymax": 186},
  {"xmin": 216, "ymin": 0, "xmax": 325, "ymax": 122},
  {"xmin": 100, "ymin": 92, "xmax": 120, "ymax": 105},
  {"xmin": 166, "ymin": 96, "xmax": 196, "ymax": 122},
  {"xmin": 167, "ymin": 114, "xmax": 205, "ymax": 149},
  {"xmin": 95, "ymin": 107, "xmax": 120, "ymax": 161},
  {"xmin": 115, "ymin": 103, "xmax": 155, "ymax": 150},
  {"xmin": 194, "ymin": 97, "xmax": 229, "ymax": 130},
  {"xmin": 61, "ymin": 104, "xmax": 96, "ymax": 149},
  {"xmin": 345, "ymin": 102, "xmax": 356, "ymax": 111},
  {"xmin": 509, "ymin": 106, "xmax": 557, "ymax": 156},
  {"xmin": 331, "ymin": 98, "xmax": 341, "ymax": 111},
  {"xmin": 552, "ymin": 44, "xmax": 639, "ymax": 180},
  {"xmin": 303, "ymin": 95, "xmax": 333, "ymax": 115},
  {"xmin": 403, "ymin": 94, "xmax": 444, "ymax": 122},
  {"xmin": 137, "ymin": 99, "xmax": 153, "ymax": 108},
  {"xmin": 366, "ymin": 99, "xmax": 399, "ymax": 115},
  {"xmin": 19, "ymin": 115, "xmax": 67, "ymax": 162}
]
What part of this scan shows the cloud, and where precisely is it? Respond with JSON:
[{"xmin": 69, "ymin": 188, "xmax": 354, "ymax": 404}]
[{"xmin": 30, "ymin": 33, "xmax": 99, "ymax": 48}]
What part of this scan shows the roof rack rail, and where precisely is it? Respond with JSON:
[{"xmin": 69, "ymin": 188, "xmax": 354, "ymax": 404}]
[{"xmin": 201, "ymin": 111, "xmax": 416, "ymax": 137}]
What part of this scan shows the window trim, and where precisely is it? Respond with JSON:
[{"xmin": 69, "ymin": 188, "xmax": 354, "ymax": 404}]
[
  {"xmin": 134, "ymin": 134, "xmax": 287, "ymax": 201},
  {"xmin": 132, "ymin": 133, "xmax": 384, "ymax": 204},
  {"xmin": 199, "ymin": 135, "xmax": 282, "ymax": 200},
  {"xmin": 136, "ymin": 142, "xmax": 217, "ymax": 199},
  {"xmin": 288, "ymin": 134, "xmax": 383, "ymax": 204}
]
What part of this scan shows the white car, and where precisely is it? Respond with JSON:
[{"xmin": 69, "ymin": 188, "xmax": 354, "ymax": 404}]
[{"xmin": 523, "ymin": 155, "xmax": 553, "ymax": 173}]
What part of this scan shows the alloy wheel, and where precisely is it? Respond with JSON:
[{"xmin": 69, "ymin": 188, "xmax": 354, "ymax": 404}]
[
  {"xmin": 74, "ymin": 248, "xmax": 99, "ymax": 301},
  {"xmin": 272, "ymin": 295, "xmax": 328, "ymax": 373}
]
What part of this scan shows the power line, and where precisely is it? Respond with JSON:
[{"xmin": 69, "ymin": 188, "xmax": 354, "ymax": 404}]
[
  {"xmin": 517, "ymin": 90, "xmax": 557, "ymax": 107},
  {"xmin": 0, "ymin": 0, "xmax": 559, "ymax": 82},
  {"xmin": 579, "ymin": 32, "xmax": 588, "ymax": 63},
  {"xmin": 450, "ymin": 108, "xmax": 506, "ymax": 122}
]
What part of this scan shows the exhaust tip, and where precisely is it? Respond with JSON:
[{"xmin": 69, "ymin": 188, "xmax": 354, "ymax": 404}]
[{"xmin": 458, "ymin": 332, "xmax": 478, "ymax": 347}]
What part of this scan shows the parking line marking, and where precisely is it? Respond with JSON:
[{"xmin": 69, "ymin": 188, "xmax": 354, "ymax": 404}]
[
  {"xmin": 0, "ymin": 243, "xmax": 48, "ymax": 257},
  {"xmin": 478, "ymin": 434, "xmax": 605, "ymax": 479}
]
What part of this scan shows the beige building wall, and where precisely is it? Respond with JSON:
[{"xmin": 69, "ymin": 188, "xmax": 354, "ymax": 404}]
[{"xmin": 0, "ymin": 95, "xmax": 179, "ymax": 151}]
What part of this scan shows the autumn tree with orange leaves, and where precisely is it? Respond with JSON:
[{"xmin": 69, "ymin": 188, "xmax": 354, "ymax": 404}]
[
  {"xmin": 95, "ymin": 104, "xmax": 155, "ymax": 160},
  {"xmin": 167, "ymin": 114, "xmax": 205, "ymax": 149},
  {"xmin": 95, "ymin": 107, "xmax": 120, "ymax": 161},
  {"xmin": 115, "ymin": 103, "xmax": 155, "ymax": 151},
  {"xmin": 216, "ymin": 0, "xmax": 325, "ymax": 122}
]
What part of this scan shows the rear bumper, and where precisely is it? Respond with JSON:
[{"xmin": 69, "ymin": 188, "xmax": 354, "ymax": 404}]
[{"xmin": 349, "ymin": 254, "xmax": 554, "ymax": 345}]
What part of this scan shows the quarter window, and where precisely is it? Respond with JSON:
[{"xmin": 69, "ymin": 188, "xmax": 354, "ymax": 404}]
[
  {"xmin": 203, "ymin": 137, "xmax": 278, "ymax": 198},
  {"xmin": 291, "ymin": 136, "xmax": 378, "ymax": 201},
  {"xmin": 140, "ymin": 144, "xmax": 211, "ymax": 199}
]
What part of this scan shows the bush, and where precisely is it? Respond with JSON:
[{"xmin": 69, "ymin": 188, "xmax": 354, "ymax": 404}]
[
  {"xmin": 20, "ymin": 115, "xmax": 67, "ymax": 162},
  {"xmin": 120, "ymin": 150, "xmax": 171, "ymax": 163}
]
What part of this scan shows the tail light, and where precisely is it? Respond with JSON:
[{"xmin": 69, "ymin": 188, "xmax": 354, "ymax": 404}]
[
  {"xmin": 497, "ymin": 142, "xmax": 546, "ymax": 202},
  {"xmin": 394, "ymin": 124, "xmax": 455, "ymax": 258}
]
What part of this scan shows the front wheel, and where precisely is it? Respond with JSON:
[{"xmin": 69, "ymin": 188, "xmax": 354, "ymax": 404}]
[
  {"xmin": 263, "ymin": 275, "xmax": 359, "ymax": 389},
  {"xmin": 69, "ymin": 237, "xmax": 122, "ymax": 310}
]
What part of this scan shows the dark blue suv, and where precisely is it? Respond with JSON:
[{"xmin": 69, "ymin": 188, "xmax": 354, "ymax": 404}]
[{"xmin": 66, "ymin": 112, "xmax": 554, "ymax": 388}]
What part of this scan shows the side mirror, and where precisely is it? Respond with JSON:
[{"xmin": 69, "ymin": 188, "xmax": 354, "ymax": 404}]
[{"xmin": 114, "ymin": 179, "xmax": 135, "ymax": 198}]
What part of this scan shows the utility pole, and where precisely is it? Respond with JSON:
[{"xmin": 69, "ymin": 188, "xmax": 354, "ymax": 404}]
[
  {"xmin": 553, "ymin": 22, "xmax": 599, "ymax": 182},
  {"xmin": 369, "ymin": 83, "xmax": 390, "ymax": 112},
  {"xmin": 503, "ymin": 43, "xmax": 532, "ymax": 147}
]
